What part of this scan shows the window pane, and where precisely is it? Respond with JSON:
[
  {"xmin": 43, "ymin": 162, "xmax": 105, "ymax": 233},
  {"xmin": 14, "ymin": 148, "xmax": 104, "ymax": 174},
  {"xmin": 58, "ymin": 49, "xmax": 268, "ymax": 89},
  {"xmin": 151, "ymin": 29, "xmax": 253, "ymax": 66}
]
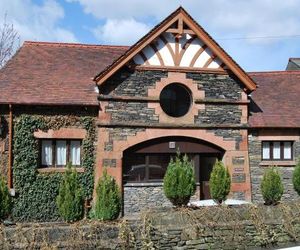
[
  {"xmin": 284, "ymin": 142, "xmax": 292, "ymax": 160},
  {"xmin": 262, "ymin": 142, "xmax": 270, "ymax": 160},
  {"xmin": 123, "ymin": 154, "xmax": 146, "ymax": 182},
  {"xmin": 70, "ymin": 141, "xmax": 81, "ymax": 166},
  {"xmin": 56, "ymin": 140, "xmax": 67, "ymax": 166},
  {"xmin": 42, "ymin": 140, "xmax": 52, "ymax": 166},
  {"xmin": 148, "ymin": 154, "xmax": 170, "ymax": 180},
  {"xmin": 273, "ymin": 142, "xmax": 281, "ymax": 159}
]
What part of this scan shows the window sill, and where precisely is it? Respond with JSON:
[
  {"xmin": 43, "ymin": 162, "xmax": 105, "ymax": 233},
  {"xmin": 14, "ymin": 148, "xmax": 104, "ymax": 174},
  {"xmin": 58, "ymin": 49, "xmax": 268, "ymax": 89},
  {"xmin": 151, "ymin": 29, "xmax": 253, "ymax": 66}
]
[
  {"xmin": 259, "ymin": 161, "xmax": 296, "ymax": 167},
  {"xmin": 37, "ymin": 167, "xmax": 85, "ymax": 173}
]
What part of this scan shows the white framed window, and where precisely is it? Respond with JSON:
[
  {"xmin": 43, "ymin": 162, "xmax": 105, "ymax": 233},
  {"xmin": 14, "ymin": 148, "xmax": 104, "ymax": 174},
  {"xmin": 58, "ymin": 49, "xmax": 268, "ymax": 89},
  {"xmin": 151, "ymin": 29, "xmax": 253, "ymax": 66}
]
[
  {"xmin": 262, "ymin": 142, "xmax": 270, "ymax": 160},
  {"xmin": 40, "ymin": 139, "xmax": 82, "ymax": 167},
  {"xmin": 41, "ymin": 140, "xmax": 53, "ymax": 166},
  {"xmin": 70, "ymin": 140, "xmax": 81, "ymax": 166},
  {"xmin": 56, "ymin": 140, "xmax": 67, "ymax": 166},
  {"xmin": 261, "ymin": 141, "xmax": 293, "ymax": 161}
]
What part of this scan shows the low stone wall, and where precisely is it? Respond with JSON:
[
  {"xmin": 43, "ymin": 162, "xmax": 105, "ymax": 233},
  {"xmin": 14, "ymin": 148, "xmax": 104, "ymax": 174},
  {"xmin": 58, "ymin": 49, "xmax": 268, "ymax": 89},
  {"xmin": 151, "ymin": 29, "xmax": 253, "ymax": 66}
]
[
  {"xmin": 2, "ymin": 202, "xmax": 300, "ymax": 249},
  {"xmin": 123, "ymin": 183, "xmax": 172, "ymax": 214},
  {"xmin": 123, "ymin": 183, "xmax": 201, "ymax": 214}
]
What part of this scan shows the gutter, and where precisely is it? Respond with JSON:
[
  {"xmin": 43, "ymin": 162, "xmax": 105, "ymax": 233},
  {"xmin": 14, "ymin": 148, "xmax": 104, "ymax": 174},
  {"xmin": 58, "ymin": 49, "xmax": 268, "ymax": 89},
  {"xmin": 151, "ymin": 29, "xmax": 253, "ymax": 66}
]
[{"xmin": 8, "ymin": 104, "xmax": 13, "ymax": 190}]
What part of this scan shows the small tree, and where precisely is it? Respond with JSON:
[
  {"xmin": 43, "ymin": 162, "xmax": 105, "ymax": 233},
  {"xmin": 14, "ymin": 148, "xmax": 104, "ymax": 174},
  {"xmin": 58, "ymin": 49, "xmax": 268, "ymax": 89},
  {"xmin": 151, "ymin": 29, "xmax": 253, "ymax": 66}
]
[
  {"xmin": 209, "ymin": 160, "xmax": 231, "ymax": 204},
  {"xmin": 0, "ymin": 175, "xmax": 11, "ymax": 220},
  {"xmin": 0, "ymin": 13, "xmax": 20, "ymax": 68},
  {"xmin": 163, "ymin": 153, "xmax": 196, "ymax": 206},
  {"xmin": 261, "ymin": 167, "xmax": 284, "ymax": 205},
  {"xmin": 56, "ymin": 163, "xmax": 84, "ymax": 222},
  {"xmin": 93, "ymin": 169, "xmax": 121, "ymax": 220},
  {"xmin": 293, "ymin": 160, "xmax": 300, "ymax": 195}
]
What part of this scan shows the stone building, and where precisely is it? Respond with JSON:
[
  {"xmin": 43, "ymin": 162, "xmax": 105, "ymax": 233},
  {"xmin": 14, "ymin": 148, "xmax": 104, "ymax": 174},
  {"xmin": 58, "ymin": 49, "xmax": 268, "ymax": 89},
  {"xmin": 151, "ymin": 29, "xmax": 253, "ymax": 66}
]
[{"xmin": 0, "ymin": 7, "xmax": 299, "ymax": 218}]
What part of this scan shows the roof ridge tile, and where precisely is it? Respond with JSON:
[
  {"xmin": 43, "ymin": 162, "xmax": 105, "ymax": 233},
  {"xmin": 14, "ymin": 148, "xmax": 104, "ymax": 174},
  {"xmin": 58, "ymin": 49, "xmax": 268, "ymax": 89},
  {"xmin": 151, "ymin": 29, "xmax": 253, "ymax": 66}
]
[
  {"xmin": 23, "ymin": 41, "xmax": 129, "ymax": 49},
  {"xmin": 249, "ymin": 70, "xmax": 300, "ymax": 75}
]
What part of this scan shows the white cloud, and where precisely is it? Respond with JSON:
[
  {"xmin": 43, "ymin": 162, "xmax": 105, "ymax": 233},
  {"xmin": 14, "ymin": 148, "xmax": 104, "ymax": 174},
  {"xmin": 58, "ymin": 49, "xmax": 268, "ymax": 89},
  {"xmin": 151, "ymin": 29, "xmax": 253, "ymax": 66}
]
[
  {"xmin": 68, "ymin": 0, "xmax": 300, "ymax": 44},
  {"xmin": 92, "ymin": 18, "xmax": 151, "ymax": 45},
  {"xmin": 0, "ymin": 0, "xmax": 78, "ymax": 43},
  {"xmin": 68, "ymin": 0, "xmax": 300, "ymax": 70}
]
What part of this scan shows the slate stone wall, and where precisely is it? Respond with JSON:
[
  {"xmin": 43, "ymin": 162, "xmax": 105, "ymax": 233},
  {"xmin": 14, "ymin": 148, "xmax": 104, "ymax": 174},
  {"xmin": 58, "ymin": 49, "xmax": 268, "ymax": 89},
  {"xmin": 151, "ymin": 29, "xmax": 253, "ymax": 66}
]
[
  {"xmin": 249, "ymin": 130, "xmax": 300, "ymax": 203},
  {"xmin": 186, "ymin": 72, "xmax": 243, "ymax": 100},
  {"xmin": 123, "ymin": 184, "xmax": 172, "ymax": 214},
  {"xmin": 2, "ymin": 202, "xmax": 300, "ymax": 249},
  {"xmin": 123, "ymin": 184, "xmax": 201, "ymax": 214},
  {"xmin": 105, "ymin": 102, "xmax": 159, "ymax": 124},
  {"xmin": 195, "ymin": 105, "xmax": 242, "ymax": 125},
  {"xmin": 101, "ymin": 69, "xmax": 167, "ymax": 96},
  {"xmin": 101, "ymin": 70, "xmax": 244, "ymax": 126}
]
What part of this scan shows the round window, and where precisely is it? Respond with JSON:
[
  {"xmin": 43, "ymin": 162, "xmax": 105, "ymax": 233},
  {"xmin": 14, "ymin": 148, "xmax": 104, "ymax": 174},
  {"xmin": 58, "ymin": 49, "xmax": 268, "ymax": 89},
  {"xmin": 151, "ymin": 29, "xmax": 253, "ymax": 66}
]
[{"xmin": 159, "ymin": 83, "xmax": 192, "ymax": 117}]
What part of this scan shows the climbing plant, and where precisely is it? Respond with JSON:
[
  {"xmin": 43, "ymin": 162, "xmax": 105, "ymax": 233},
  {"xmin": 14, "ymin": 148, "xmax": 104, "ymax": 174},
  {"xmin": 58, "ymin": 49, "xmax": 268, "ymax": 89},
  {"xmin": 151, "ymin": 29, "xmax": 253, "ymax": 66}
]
[{"xmin": 12, "ymin": 115, "xmax": 95, "ymax": 221}]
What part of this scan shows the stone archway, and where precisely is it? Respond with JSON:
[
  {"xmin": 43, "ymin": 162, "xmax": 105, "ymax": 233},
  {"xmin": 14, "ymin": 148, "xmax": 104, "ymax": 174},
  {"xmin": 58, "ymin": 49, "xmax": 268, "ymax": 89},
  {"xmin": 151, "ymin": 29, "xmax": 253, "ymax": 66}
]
[
  {"xmin": 121, "ymin": 136, "xmax": 226, "ymax": 214},
  {"xmin": 96, "ymin": 127, "xmax": 251, "ymax": 209},
  {"xmin": 96, "ymin": 128, "xmax": 236, "ymax": 186}
]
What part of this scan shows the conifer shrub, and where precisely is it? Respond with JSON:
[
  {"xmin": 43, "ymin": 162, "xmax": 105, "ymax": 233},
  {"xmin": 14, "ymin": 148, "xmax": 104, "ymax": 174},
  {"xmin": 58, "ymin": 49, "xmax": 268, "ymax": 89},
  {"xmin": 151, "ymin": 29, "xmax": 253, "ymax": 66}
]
[
  {"xmin": 293, "ymin": 160, "xmax": 300, "ymax": 196},
  {"xmin": 261, "ymin": 167, "xmax": 284, "ymax": 205},
  {"xmin": 163, "ymin": 153, "xmax": 196, "ymax": 206},
  {"xmin": 93, "ymin": 169, "xmax": 121, "ymax": 220},
  {"xmin": 0, "ymin": 175, "xmax": 11, "ymax": 220},
  {"xmin": 209, "ymin": 160, "xmax": 231, "ymax": 204},
  {"xmin": 56, "ymin": 163, "xmax": 84, "ymax": 222}
]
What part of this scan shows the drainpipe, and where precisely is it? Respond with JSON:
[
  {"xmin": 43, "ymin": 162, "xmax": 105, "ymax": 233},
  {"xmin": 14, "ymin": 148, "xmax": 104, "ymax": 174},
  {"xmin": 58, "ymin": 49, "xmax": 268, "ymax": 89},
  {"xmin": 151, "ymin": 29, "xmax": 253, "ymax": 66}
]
[{"xmin": 8, "ymin": 104, "xmax": 13, "ymax": 190}]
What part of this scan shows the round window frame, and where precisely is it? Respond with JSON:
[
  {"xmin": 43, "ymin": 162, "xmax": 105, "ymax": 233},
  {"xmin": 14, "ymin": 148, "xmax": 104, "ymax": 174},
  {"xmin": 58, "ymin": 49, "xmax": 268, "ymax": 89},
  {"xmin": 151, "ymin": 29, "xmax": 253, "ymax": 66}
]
[{"xmin": 159, "ymin": 83, "xmax": 193, "ymax": 118}]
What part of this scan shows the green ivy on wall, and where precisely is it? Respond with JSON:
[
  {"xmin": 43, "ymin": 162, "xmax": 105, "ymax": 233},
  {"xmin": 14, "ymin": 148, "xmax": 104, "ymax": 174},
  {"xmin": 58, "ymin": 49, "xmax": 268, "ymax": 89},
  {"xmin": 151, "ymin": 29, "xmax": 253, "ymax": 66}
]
[{"xmin": 12, "ymin": 115, "xmax": 95, "ymax": 222}]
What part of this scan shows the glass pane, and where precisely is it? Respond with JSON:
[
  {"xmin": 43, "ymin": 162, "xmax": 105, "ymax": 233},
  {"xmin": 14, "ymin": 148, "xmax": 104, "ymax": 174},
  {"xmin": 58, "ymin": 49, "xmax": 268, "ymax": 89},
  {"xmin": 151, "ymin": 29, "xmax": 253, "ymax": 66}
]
[
  {"xmin": 42, "ymin": 140, "xmax": 52, "ymax": 166},
  {"xmin": 284, "ymin": 142, "xmax": 292, "ymax": 160},
  {"xmin": 56, "ymin": 140, "xmax": 67, "ymax": 166},
  {"xmin": 273, "ymin": 142, "xmax": 281, "ymax": 159},
  {"xmin": 262, "ymin": 142, "xmax": 270, "ymax": 160},
  {"xmin": 123, "ymin": 154, "xmax": 146, "ymax": 182},
  {"xmin": 148, "ymin": 154, "xmax": 170, "ymax": 180},
  {"xmin": 70, "ymin": 141, "xmax": 81, "ymax": 166},
  {"xmin": 159, "ymin": 83, "xmax": 191, "ymax": 117}
]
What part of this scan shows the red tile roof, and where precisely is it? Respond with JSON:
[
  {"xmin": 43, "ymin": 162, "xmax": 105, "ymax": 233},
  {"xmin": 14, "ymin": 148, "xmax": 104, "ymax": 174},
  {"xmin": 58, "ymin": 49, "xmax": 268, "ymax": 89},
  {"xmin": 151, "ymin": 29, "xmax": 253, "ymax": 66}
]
[
  {"xmin": 249, "ymin": 71, "xmax": 300, "ymax": 128},
  {"xmin": 0, "ymin": 41, "xmax": 129, "ymax": 106}
]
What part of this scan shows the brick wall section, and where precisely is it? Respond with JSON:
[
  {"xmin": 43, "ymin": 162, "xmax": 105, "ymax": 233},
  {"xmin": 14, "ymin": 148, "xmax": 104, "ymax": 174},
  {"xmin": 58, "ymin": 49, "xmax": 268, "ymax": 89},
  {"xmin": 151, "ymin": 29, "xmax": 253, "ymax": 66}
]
[
  {"xmin": 104, "ymin": 127, "xmax": 145, "ymax": 152},
  {"xmin": 249, "ymin": 130, "xmax": 300, "ymax": 202},
  {"xmin": 211, "ymin": 129, "xmax": 243, "ymax": 150},
  {"xmin": 186, "ymin": 72, "xmax": 243, "ymax": 100}
]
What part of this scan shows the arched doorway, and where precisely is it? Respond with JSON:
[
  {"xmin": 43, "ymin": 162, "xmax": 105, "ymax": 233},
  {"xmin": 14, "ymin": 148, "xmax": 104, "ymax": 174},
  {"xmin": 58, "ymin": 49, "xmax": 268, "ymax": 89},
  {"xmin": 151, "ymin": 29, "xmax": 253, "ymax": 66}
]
[{"xmin": 122, "ymin": 136, "xmax": 225, "ymax": 213}]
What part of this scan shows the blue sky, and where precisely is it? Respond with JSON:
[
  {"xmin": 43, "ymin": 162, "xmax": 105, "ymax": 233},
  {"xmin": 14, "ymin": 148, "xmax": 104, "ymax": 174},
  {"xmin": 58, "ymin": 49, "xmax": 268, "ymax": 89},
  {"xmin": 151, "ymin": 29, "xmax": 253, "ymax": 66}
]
[{"xmin": 1, "ymin": 0, "xmax": 300, "ymax": 71}]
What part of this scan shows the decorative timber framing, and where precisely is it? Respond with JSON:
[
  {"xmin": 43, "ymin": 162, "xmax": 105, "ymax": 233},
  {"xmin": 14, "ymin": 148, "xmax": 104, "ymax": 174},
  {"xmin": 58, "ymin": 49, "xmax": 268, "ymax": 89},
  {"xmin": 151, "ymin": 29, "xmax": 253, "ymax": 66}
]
[{"xmin": 94, "ymin": 7, "xmax": 257, "ymax": 91}]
